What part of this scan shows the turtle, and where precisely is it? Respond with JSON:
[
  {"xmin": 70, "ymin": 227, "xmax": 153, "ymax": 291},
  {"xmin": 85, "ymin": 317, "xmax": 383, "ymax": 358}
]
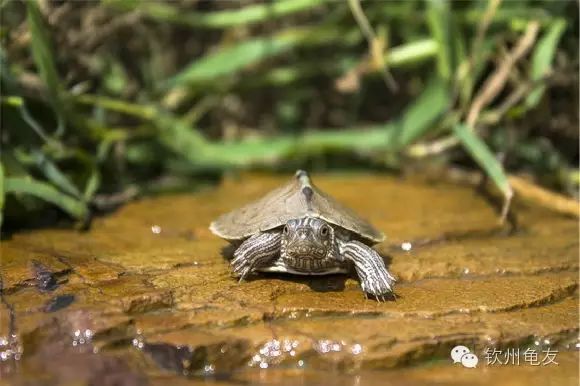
[{"xmin": 209, "ymin": 170, "xmax": 396, "ymax": 300}]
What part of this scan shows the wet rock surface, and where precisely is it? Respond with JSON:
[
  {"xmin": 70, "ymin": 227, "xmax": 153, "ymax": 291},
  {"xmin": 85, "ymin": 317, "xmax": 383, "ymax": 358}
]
[{"xmin": 1, "ymin": 173, "xmax": 578, "ymax": 385}]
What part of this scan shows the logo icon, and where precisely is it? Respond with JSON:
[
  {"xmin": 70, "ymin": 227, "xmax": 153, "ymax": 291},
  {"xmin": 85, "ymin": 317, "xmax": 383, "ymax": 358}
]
[
  {"xmin": 451, "ymin": 345, "xmax": 478, "ymax": 368},
  {"xmin": 461, "ymin": 353, "xmax": 479, "ymax": 368}
]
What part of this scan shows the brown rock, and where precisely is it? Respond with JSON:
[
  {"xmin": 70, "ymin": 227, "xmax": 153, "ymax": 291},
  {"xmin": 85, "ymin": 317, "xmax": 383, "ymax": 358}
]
[{"xmin": 1, "ymin": 173, "xmax": 577, "ymax": 385}]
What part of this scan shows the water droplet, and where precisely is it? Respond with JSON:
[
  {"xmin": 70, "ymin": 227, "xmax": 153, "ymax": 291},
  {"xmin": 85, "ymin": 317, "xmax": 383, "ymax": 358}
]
[
  {"xmin": 315, "ymin": 339, "xmax": 344, "ymax": 354},
  {"xmin": 297, "ymin": 360, "xmax": 304, "ymax": 367},
  {"xmin": 351, "ymin": 343, "xmax": 362, "ymax": 355},
  {"xmin": 317, "ymin": 341, "xmax": 330, "ymax": 353},
  {"xmin": 151, "ymin": 225, "xmax": 162, "ymax": 234},
  {"xmin": 259, "ymin": 362, "xmax": 268, "ymax": 369},
  {"xmin": 401, "ymin": 242, "xmax": 412, "ymax": 251},
  {"xmin": 283, "ymin": 340, "xmax": 293, "ymax": 352}
]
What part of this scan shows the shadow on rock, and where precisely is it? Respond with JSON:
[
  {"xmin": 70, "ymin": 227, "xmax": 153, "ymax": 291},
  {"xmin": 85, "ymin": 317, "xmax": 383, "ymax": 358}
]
[
  {"xmin": 220, "ymin": 243, "xmax": 240, "ymax": 262},
  {"xmin": 228, "ymin": 251, "xmax": 396, "ymax": 299},
  {"xmin": 43, "ymin": 294, "xmax": 76, "ymax": 313},
  {"xmin": 142, "ymin": 339, "xmax": 251, "ymax": 378},
  {"xmin": 252, "ymin": 272, "xmax": 349, "ymax": 294}
]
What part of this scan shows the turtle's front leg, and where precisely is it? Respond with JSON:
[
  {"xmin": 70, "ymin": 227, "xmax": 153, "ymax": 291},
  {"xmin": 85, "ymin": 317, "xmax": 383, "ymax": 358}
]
[
  {"xmin": 231, "ymin": 231, "xmax": 281, "ymax": 282},
  {"xmin": 337, "ymin": 239, "xmax": 396, "ymax": 300}
]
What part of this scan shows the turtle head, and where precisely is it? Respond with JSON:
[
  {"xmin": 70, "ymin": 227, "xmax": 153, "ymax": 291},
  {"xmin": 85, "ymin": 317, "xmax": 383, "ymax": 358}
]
[{"xmin": 281, "ymin": 217, "xmax": 334, "ymax": 261}]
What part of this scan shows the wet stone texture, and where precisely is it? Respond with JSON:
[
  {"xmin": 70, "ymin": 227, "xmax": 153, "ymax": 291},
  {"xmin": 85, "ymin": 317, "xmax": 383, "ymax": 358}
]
[{"xmin": 0, "ymin": 173, "xmax": 578, "ymax": 385}]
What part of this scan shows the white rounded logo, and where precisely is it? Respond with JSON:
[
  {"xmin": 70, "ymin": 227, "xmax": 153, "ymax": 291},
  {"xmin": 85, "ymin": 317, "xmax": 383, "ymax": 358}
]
[
  {"xmin": 450, "ymin": 345, "xmax": 471, "ymax": 363},
  {"xmin": 461, "ymin": 353, "xmax": 479, "ymax": 368}
]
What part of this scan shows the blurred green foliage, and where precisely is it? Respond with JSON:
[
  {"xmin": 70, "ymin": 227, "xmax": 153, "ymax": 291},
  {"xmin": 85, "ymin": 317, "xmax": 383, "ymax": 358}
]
[{"xmin": 0, "ymin": 0, "xmax": 578, "ymax": 231}]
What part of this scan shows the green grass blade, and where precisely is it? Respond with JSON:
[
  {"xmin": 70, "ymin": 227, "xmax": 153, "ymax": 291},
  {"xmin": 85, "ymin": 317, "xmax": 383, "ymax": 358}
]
[
  {"xmin": 2, "ymin": 95, "xmax": 51, "ymax": 142},
  {"xmin": 26, "ymin": 0, "xmax": 66, "ymax": 129},
  {"xmin": 243, "ymin": 38, "xmax": 438, "ymax": 88},
  {"xmin": 453, "ymin": 124, "xmax": 512, "ymax": 198},
  {"xmin": 392, "ymin": 77, "xmax": 449, "ymax": 148},
  {"xmin": 386, "ymin": 39, "xmax": 438, "ymax": 67},
  {"xmin": 202, "ymin": 124, "xmax": 397, "ymax": 167},
  {"xmin": 426, "ymin": 0, "xmax": 452, "ymax": 80},
  {"xmin": 4, "ymin": 176, "xmax": 88, "ymax": 220},
  {"xmin": 166, "ymin": 36, "xmax": 294, "ymax": 87},
  {"xmin": 75, "ymin": 94, "xmax": 156, "ymax": 121},
  {"xmin": 165, "ymin": 26, "xmax": 344, "ymax": 88},
  {"xmin": 525, "ymin": 19, "xmax": 566, "ymax": 109},
  {"xmin": 153, "ymin": 112, "xmax": 210, "ymax": 165},
  {"xmin": 83, "ymin": 169, "xmax": 101, "ymax": 203},
  {"xmin": 462, "ymin": 7, "xmax": 553, "ymax": 26},
  {"xmin": 152, "ymin": 110, "xmax": 398, "ymax": 168},
  {"xmin": 28, "ymin": 150, "xmax": 82, "ymax": 199},
  {"xmin": 105, "ymin": 0, "xmax": 329, "ymax": 28}
]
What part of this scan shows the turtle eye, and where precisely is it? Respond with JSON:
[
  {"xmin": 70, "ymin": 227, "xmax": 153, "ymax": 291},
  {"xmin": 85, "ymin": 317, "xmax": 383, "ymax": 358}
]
[
  {"xmin": 283, "ymin": 225, "xmax": 289, "ymax": 234},
  {"xmin": 320, "ymin": 225, "xmax": 329, "ymax": 237}
]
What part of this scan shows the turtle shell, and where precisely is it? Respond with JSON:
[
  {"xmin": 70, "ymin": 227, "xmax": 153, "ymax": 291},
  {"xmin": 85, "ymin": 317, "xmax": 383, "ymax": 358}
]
[{"xmin": 209, "ymin": 170, "xmax": 385, "ymax": 244}]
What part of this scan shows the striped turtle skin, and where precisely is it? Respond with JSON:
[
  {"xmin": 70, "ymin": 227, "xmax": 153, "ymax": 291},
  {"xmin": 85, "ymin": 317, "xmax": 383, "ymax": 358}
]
[{"xmin": 209, "ymin": 171, "xmax": 396, "ymax": 300}]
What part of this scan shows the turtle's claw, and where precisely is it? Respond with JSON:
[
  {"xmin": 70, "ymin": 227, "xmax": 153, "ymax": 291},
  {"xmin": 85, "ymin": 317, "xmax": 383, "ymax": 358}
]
[
  {"xmin": 361, "ymin": 277, "xmax": 395, "ymax": 302},
  {"xmin": 337, "ymin": 239, "xmax": 396, "ymax": 302},
  {"xmin": 231, "ymin": 255, "xmax": 252, "ymax": 281},
  {"xmin": 237, "ymin": 266, "xmax": 252, "ymax": 283}
]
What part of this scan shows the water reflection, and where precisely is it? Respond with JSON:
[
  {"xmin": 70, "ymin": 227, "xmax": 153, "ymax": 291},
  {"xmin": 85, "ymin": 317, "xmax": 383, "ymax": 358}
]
[
  {"xmin": 250, "ymin": 339, "xmax": 300, "ymax": 368},
  {"xmin": 72, "ymin": 328, "xmax": 93, "ymax": 347},
  {"xmin": 0, "ymin": 334, "xmax": 22, "ymax": 362}
]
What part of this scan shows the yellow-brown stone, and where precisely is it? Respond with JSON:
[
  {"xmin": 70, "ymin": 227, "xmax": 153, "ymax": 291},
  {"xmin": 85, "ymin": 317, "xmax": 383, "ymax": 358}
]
[{"xmin": 1, "ymin": 173, "xmax": 578, "ymax": 385}]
